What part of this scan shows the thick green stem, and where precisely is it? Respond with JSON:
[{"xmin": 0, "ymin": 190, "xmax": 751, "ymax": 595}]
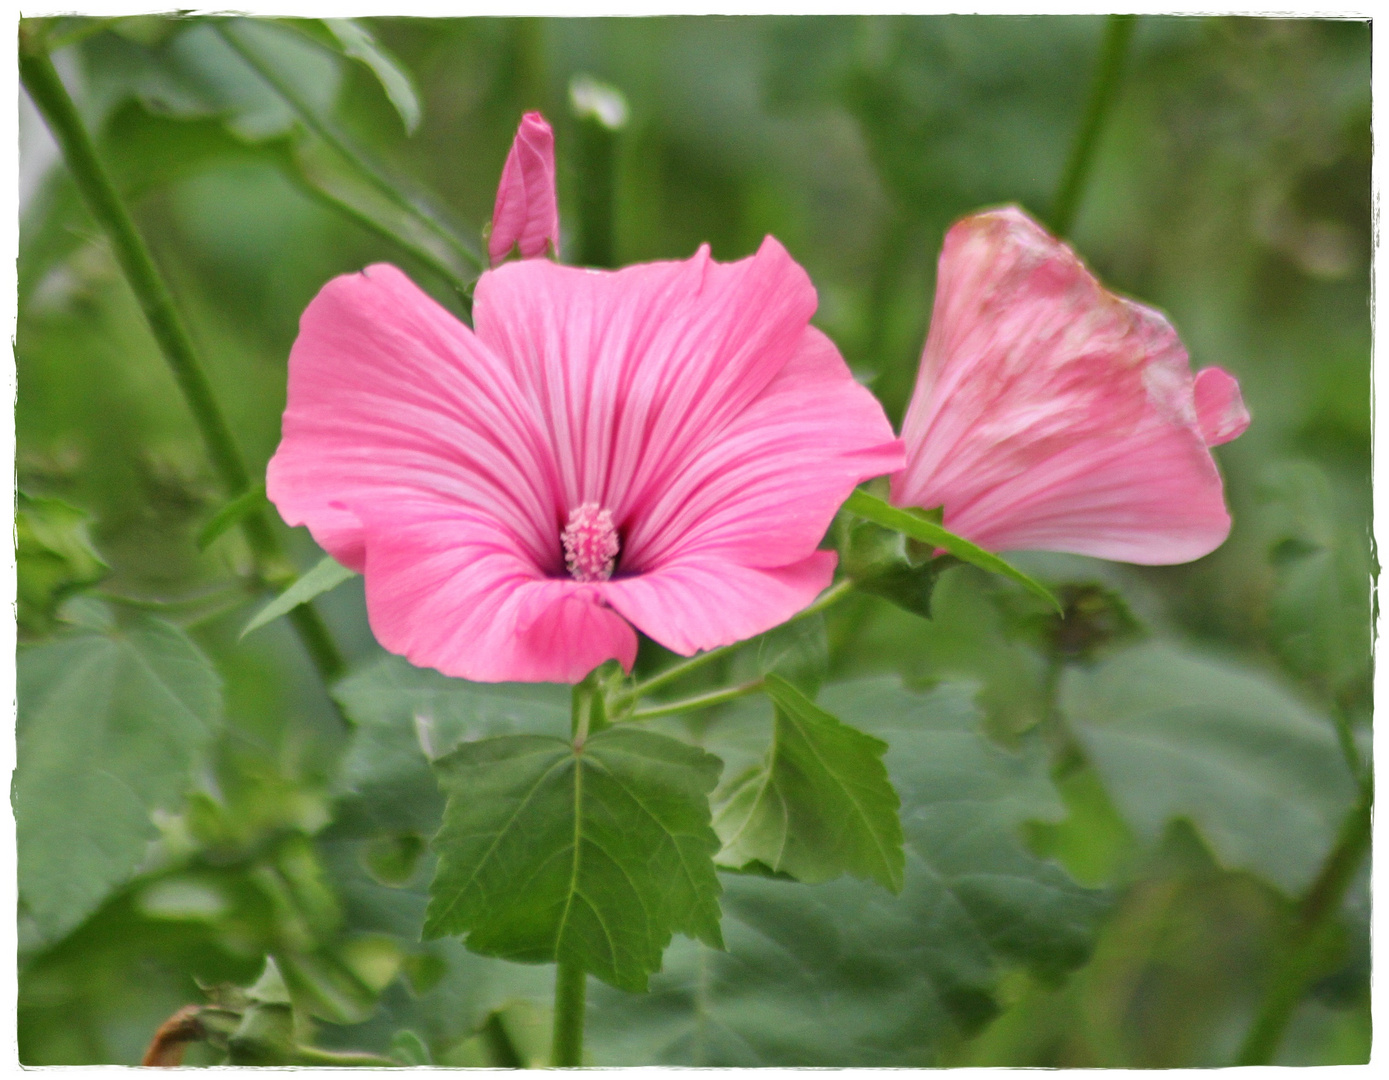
[
  {"xmin": 216, "ymin": 19, "xmax": 482, "ymax": 275},
  {"xmin": 551, "ymin": 959, "xmax": 587, "ymax": 1067},
  {"xmin": 1050, "ymin": 14, "xmax": 1136, "ymax": 238},
  {"xmin": 20, "ymin": 29, "xmax": 346, "ymax": 690},
  {"xmin": 1234, "ymin": 782, "xmax": 1372, "ymax": 1065}
]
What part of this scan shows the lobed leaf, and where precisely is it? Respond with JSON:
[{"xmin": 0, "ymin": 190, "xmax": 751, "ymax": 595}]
[
  {"xmin": 1060, "ymin": 641, "xmax": 1359, "ymax": 895},
  {"xmin": 714, "ymin": 675, "xmax": 904, "ymax": 891},
  {"xmin": 15, "ymin": 616, "xmax": 222, "ymax": 942},
  {"xmin": 424, "ymin": 727, "xmax": 724, "ymax": 992},
  {"xmin": 587, "ymin": 678, "xmax": 1109, "ymax": 1064}
]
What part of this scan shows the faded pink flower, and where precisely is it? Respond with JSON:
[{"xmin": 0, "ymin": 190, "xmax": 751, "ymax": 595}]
[
  {"xmin": 267, "ymin": 241, "xmax": 903, "ymax": 683},
  {"xmin": 488, "ymin": 111, "xmax": 559, "ymax": 265},
  {"xmin": 890, "ymin": 206, "xmax": 1249, "ymax": 565}
]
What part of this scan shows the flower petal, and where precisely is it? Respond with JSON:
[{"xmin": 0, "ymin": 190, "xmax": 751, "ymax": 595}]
[
  {"xmin": 624, "ymin": 325, "xmax": 904, "ymax": 571},
  {"xmin": 1193, "ymin": 366, "xmax": 1251, "ymax": 446},
  {"xmin": 267, "ymin": 264, "xmax": 562, "ymax": 573},
  {"xmin": 471, "ymin": 236, "xmax": 819, "ymax": 528},
  {"xmin": 891, "ymin": 207, "xmax": 1240, "ymax": 566},
  {"xmin": 488, "ymin": 111, "xmax": 559, "ymax": 265},
  {"xmin": 602, "ymin": 552, "xmax": 837, "ymax": 657},
  {"xmin": 359, "ymin": 498, "xmax": 637, "ymax": 683}
]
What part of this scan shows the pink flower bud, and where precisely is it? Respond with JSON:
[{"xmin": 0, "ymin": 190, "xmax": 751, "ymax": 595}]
[{"xmin": 488, "ymin": 112, "xmax": 559, "ymax": 266}]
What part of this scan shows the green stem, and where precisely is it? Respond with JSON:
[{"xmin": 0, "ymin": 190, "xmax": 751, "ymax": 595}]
[
  {"xmin": 628, "ymin": 680, "xmax": 764, "ymax": 722},
  {"xmin": 215, "ymin": 19, "xmax": 482, "ymax": 275},
  {"xmin": 1050, "ymin": 14, "xmax": 1136, "ymax": 238},
  {"xmin": 629, "ymin": 579, "xmax": 855, "ymax": 702},
  {"xmin": 19, "ymin": 31, "xmax": 347, "ymax": 691},
  {"xmin": 551, "ymin": 958, "xmax": 586, "ymax": 1067},
  {"xmin": 1234, "ymin": 781, "xmax": 1372, "ymax": 1065}
]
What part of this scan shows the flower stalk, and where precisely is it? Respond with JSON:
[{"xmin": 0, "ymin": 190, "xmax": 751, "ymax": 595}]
[{"xmin": 551, "ymin": 958, "xmax": 587, "ymax": 1067}]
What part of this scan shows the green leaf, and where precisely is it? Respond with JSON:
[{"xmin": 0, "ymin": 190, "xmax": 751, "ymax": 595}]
[
  {"xmin": 332, "ymin": 654, "xmax": 569, "ymax": 834},
  {"xmin": 843, "ymin": 488, "xmax": 1061, "ymax": 612},
  {"xmin": 586, "ymin": 679, "xmax": 1108, "ymax": 1064},
  {"xmin": 15, "ymin": 616, "xmax": 222, "ymax": 942},
  {"xmin": 1060, "ymin": 641, "xmax": 1359, "ymax": 895},
  {"xmin": 197, "ymin": 483, "xmax": 268, "ymax": 550},
  {"xmin": 16, "ymin": 491, "xmax": 109, "ymax": 636},
  {"xmin": 728, "ymin": 613, "xmax": 829, "ymax": 693},
  {"xmin": 241, "ymin": 555, "xmax": 357, "ymax": 639},
  {"xmin": 1258, "ymin": 461, "xmax": 1372, "ymax": 704},
  {"xmin": 713, "ymin": 675, "xmax": 904, "ymax": 891},
  {"xmin": 322, "ymin": 19, "xmax": 421, "ymax": 133},
  {"xmin": 79, "ymin": 19, "xmax": 342, "ymax": 143},
  {"xmin": 424, "ymin": 727, "xmax": 725, "ymax": 992},
  {"xmin": 837, "ymin": 563, "xmax": 1052, "ymax": 740}
]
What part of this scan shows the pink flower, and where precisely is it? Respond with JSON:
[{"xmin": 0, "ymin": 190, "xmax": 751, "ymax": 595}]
[
  {"xmin": 890, "ymin": 207, "xmax": 1249, "ymax": 565},
  {"xmin": 267, "ymin": 241, "xmax": 903, "ymax": 683},
  {"xmin": 488, "ymin": 112, "xmax": 559, "ymax": 265}
]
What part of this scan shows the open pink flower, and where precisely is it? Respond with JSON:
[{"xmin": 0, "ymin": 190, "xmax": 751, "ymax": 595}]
[
  {"xmin": 891, "ymin": 206, "xmax": 1249, "ymax": 565},
  {"xmin": 488, "ymin": 111, "xmax": 559, "ymax": 265},
  {"xmin": 267, "ymin": 240, "xmax": 903, "ymax": 683}
]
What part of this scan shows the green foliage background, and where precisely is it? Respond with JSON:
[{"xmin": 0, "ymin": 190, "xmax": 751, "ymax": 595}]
[{"xmin": 15, "ymin": 15, "xmax": 1371, "ymax": 1067}]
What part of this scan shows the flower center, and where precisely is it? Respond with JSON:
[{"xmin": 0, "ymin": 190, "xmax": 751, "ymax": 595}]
[{"xmin": 561, "ymin": 502, "xmax": 620, "ymax": 582}]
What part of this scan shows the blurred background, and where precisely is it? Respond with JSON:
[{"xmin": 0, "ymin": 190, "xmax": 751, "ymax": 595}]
[{"xmin": 16, "ymin": 15, "xmax": 1371, "ymax": 1066}]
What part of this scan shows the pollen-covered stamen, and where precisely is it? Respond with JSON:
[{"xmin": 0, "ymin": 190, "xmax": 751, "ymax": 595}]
[{"xmin": 561, "ymin": 502, "xmax": 620, "ymax": 582}]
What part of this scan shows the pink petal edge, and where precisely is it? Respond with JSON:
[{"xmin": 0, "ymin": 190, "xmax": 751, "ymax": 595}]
[{"xmin": 890, "ymin": 206, "xmax": 1246, "ymax": 566}]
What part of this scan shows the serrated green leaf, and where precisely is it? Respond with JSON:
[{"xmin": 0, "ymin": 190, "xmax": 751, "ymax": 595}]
[
  {"xmin": 15, "ymin": 616, "xmax": 222, "ymax": 942},
  {"xmin": 1060, "ymin": 641, "xmax": 1358, "ymax": 895},
  {"xmin": 424, "ymin": 727, "xmax": 724, "ymax": 992},
  {"xmin": 843, "ymin": 488, "xmax": 1061, "ymax": 612},
  {"xmin": 714, "ymin": 675, "xmax": 903, "ymax": 891},
  {"xmin": 322, "ymin": 19, "xmax": 421, "ymax": 133},
  {"xmin": 241, "ymin": 555, "xmax": 356, "ymax": 639},
  {"xmin": 587, "ymin": 679, "xmax": 1108, "ymax": 1064}
]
